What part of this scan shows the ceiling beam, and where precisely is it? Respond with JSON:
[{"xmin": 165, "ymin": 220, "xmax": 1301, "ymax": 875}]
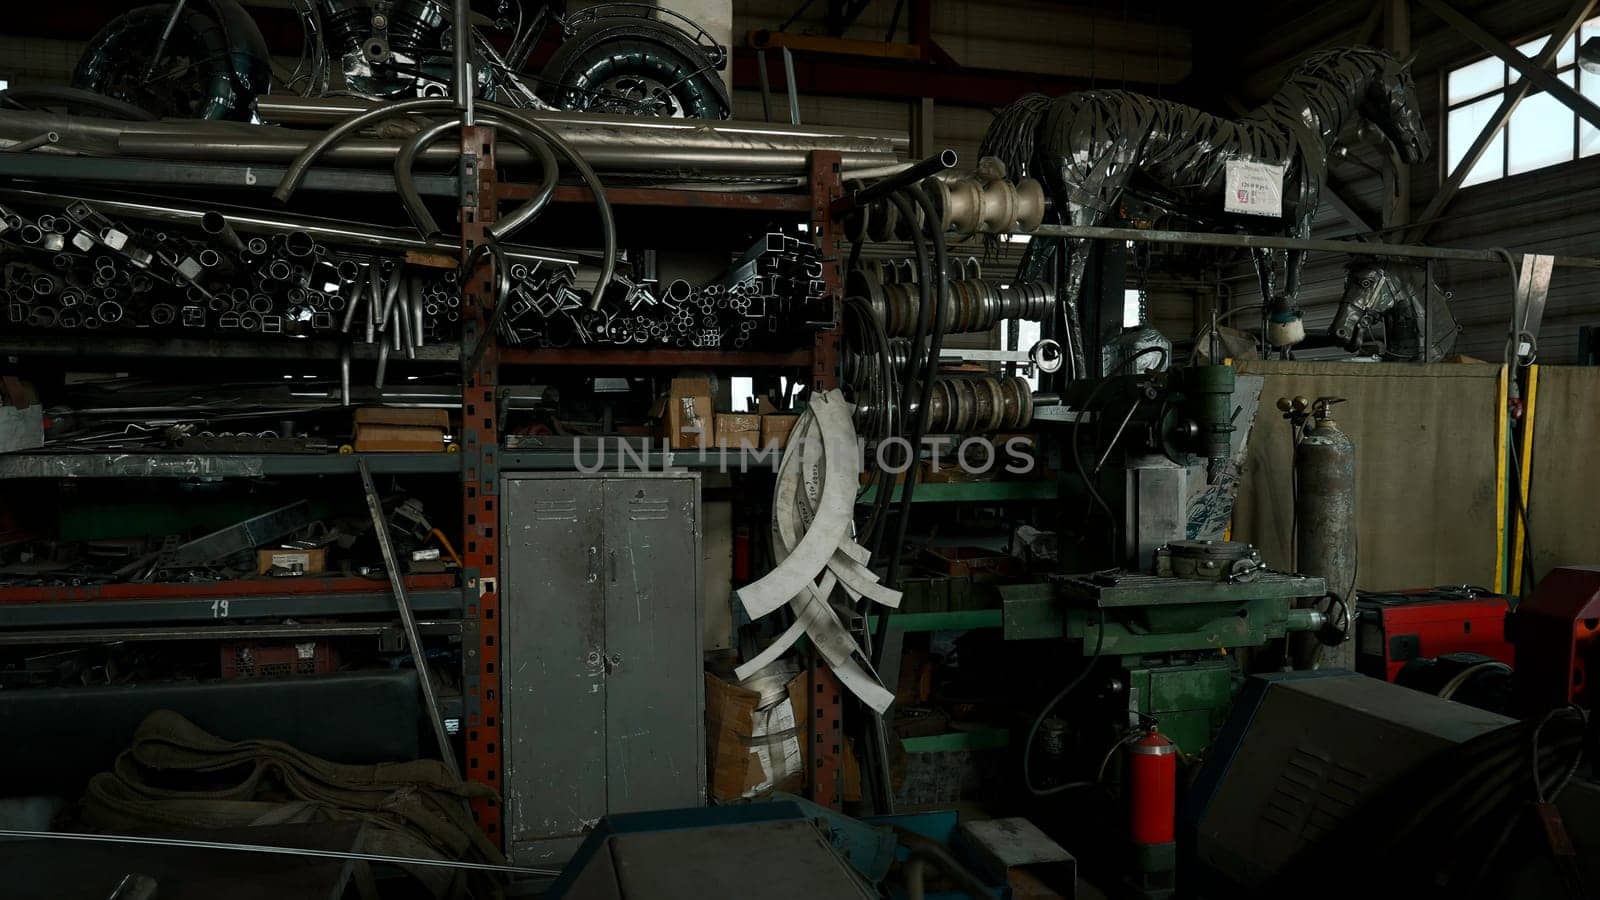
[
  {"xmin": 730, "ymin": 49, "xmax": 1173, "ymax": 110},
  {"xmin": 1417, "ymin": 0, "xmax": 1600, "ymax": 129},
  {"xmin": 1406, "ymin": 0, "xmax": 1597, "ymax": 243}
]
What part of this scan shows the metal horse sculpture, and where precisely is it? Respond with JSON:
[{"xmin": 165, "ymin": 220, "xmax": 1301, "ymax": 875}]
[
  {"xmin": 980, "ymin": 46, "xmax": 1430, "ymax": 374},
  {"xmin": 1330, "ymin": 258, "xmax": 1458, "ymax": 361}
]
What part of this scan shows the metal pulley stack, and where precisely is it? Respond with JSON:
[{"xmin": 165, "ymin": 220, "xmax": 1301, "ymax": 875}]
[
  {"xmin": 847, "ymin": 265, "xmax": 1050, "ymax": 339},
  {"xmin": 907, "ymin": 375, "xmax": 1037, "ymax": 435},
  {"xmin": 859, "ymin": 156, "xmax": 1046, "ymax": 240}
]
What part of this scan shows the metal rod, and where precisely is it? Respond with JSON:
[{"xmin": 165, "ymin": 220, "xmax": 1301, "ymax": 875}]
[
  {"xmin": 340, "ymin": 345, "xmax": 351, "ymax": 406},
  {"xmin": 0, "ymin": 187, "xmax": 586, "ymax": 270},
  {"xmin": 375, "ymin": 339, "xmax": 389, "ymax": 390},
  {"xmin": 454, "ymin": 0, "xmax": 473, "ymax": 125},
  {"xmin": 782, "ymin": 47, "xmax": 801, "ymax": 125},
  {"xmin": 835, "ymin": 149, "xmax": 958, "ymax": 213},
  {"xmin": 340, "ymin": 267, "xmax": 367, "ymax": 333},
  {"xmin": 201, "ymin": 210, "xmax": 247, "ymax": 254},
  {"xmin": 117, "ymin": 132, "xmax": 896, "ymax": 175},
  {"xmin": 1022, "ymin": 223, "xmax": 1600, "ymax": 269},
  {"xmin": 0, "ymin": 829, "xmax": 559, "ymax": 877},
  {"xmin": 757, "ymin": 49, "xmax": 772, "ymax": 122},
  {"xmin": 356, "ymin": 458, "xmax": 457, "ymax": 771},
  {"xmin": 5, "ymin": 131, "xmax": 58, "ymax": 153},
  {"xmin": 141, "ymin": 0, "xmax": 189, "ymax": 82},
  {"xmin": 251, "ymin": 96, "xmax": 909, "ymax": 149}
]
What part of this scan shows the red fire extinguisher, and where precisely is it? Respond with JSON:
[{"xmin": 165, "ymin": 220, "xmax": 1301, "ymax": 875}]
[{"xmin": 1127, "ymin": 727, "xmax": 1177, "ymax": 846}]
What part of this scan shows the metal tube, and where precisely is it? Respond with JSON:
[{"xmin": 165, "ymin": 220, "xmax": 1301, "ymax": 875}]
[
  {"xmin": 274, "ymin": 97, "xmax": 457, "ymax": 205},
  {"xmin": 203, "ymin": 209, "xmax": 249, "ymax": 253},
  {"xmin": 375, "ymin": 339, "xmax": 390, "ymax": 390},
  {"xmin": 365, "ymin": 268, "xmax": 378, "ymax": 343},
  {"xmin": 5, "ymin": 131, "xmax": 58, "ymax": 153},
  {"xmin": 782, "ymin": 47, "xmax": 801, "ymax": 125},
  {"xmin": 397, "ymin": 284, "xmax": 415, "ymax": 359},
  {"xmin": 484, "ymin": 102, "xmax": 616, "ymax": 308},
  {"xmin": 411, "ymin": 272, "xmax": 425, "ymax": 348},
  {"xmin": 0, "ymin": 829, "xmax": 558, "ymax": 877},
  {"xmin": 840, "ymin": 149, "xmax": 959, "ymax": 212},
  {"xmin": 251, "ymin": 96, "xmax": 910, "ymax": 149},
  {"xmin": 0, "ymin": 187, "xmax": 586, "ymax": 270},
  {"xmin": 340, "ymin": 346, "xmax": 351, "ymax": 406},
  {"xmin": 453, "ymin": 0, "xmax": 472, "ymax": 125},
  {"xmin": 1025, "ymin": 223, "xmax": 1600, "ymax": 270},
  {"xmin": 395, "ymin": 112, "xmax": 561, "ymax": 241},
  {"xmin": 121, "ymin": 132, "xmax": 895, "ymax": 174},
  {"xmin": 339, "ymin": 266, "xmax": 367, "ymax": 333},
  {"xmin": 379, "ymin": 265, "xmax": 401, "ymax": 327}
]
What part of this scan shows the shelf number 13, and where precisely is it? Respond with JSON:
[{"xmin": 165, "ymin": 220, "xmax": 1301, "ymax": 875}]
[{"xmin": 211, "ymin": 599, "xmax": 230, "ymax": 619}]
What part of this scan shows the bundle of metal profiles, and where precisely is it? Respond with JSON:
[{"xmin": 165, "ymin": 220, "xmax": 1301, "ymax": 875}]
[{"xmin": 0, "ymin": 105, "xmax": 905, "ymax": 185}]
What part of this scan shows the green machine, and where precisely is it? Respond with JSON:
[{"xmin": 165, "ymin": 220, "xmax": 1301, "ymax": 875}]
[
  {"xmin": 1004, "ymin": 359, "xmax": 1341, "ymax": 754},
  {"xmin": 999, "ymin": 359, "xmax": 1343, "ymax": 897},
  {"xmin": 1001, "ymin": 541, "xmax": 1328, "ymax": 754}
]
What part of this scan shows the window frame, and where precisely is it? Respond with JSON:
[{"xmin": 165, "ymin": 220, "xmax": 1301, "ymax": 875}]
[{"xmin": 1442, "ymin": 22, "xmax": 1600, "ymax": 188}]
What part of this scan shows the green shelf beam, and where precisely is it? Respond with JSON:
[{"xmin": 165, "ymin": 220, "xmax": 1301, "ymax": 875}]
[
  {"xmin": 867, "ymin": 609, "xmax": 1004, "ymax": 633},
  {"xmin": 856, "ymin": 481, "xmax": 1057, "ymax": 504},
  {"xmin": 901, "ymin": 726, "xmax": 1011, "ymax": 753}
]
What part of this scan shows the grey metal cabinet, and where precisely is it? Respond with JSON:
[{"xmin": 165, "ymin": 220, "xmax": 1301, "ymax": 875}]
[{"xmin": 500, "ymin": 472, "xmax": 705, "ymax": 865}]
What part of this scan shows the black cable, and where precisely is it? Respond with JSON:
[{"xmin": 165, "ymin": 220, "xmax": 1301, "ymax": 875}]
[
  {"xmin": 866, "ymin": 191, "xmax": 930, "ymax": 562},
  {"xmin": 877, "ymin": 185, "xmax": 948, "ymax": 591},
  {"xmin": 1071, "ymin": 345, "xmax": 1168, "ymax": 559},
  {"xmin": 1022, "ymin": 605, "xmax": 1107, "ymax": 796}
]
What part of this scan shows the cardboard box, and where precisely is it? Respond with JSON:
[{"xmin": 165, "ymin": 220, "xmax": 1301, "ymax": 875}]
[
  {"xmin": 353, "ymin": 408, "xmax": 450, "ymax": 452},
  {"xmin": 660, "ymin": 377, "xmax": 712, "ymax": 449},
  {"xmin": 761, "ymin": 414, "xmax": 799, "ymax": 450},
  {"xmin": 256, "ymin": 547, "xmax": 326, "ymax": 575},
  {"xmin": 705, "ymin": 673, "xmax": 766, "ymax": 802},
  {"xmin": 715, "ymin": 413, "xmax": 761, "ymax": 449}
]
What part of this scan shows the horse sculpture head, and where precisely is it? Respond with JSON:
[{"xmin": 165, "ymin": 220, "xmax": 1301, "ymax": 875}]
[
  {"xmin": 1331, "ymin": 258, "xmax": 1398, "ymax": 348},
  {"xmin": 1362, "ymin": 51, "xmax": 1431, "ymax": 164}
]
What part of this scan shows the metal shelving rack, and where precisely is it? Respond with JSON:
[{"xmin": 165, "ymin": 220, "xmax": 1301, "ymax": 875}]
[
  {"xmin": 0, "ymin": 135, "xmax": 853, "ymax": 849},
  {"xmin": 462, "ymin": 145, "xmax": 851, "ymax": 828}
]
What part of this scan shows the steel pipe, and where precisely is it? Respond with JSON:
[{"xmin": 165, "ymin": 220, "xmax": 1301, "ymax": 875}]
[
  {"xmin": 0, "ymin": 187, "xmax": 589, "ymax": 274},
  {"xmin": 5, "ymin": 131, "xmax": 59, "ymax": 153},
  {"xmin": 838, "ymin": 149, "xmax": 958, "ymax": 213},
  {"xmin": 394, "ymin": 113, "xmax": 558, "ymax": 241},
  {"xmin": 1026, "ymin": 223, "xmax": 1600, "ymax": 270},
  {"xmin": 121, "ymin": 132, "xmax": 896, "ymax": 174},
  {"xmin": 253, "ymin": 95, "xmax": 910, "ymax": 150}
]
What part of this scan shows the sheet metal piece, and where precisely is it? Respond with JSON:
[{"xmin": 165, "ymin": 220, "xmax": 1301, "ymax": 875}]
[
  {"xmin": 168, "ymin": 500, "xmax": 312, "ymax": 567},
  {"xmin": 737, "ymin": 398, "xmax": 895, "ymax": 712},
  {"xmin": 736, "ymin": 392, "xmax": 857, "ymax": 618},
  {"xmin": 1516, "ymin": 252, "xmax": 1555, "ymax": 359}
]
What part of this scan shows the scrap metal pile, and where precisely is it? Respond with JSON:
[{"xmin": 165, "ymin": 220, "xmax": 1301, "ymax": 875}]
[
  {"xmin": 1, "ymin": 198, "xmax": 462, "ymax": 345},
  {"xmin": 0, "ymin": 95, "xmax": 912, "ymax": 354},
  {"xmin": 499, "ymin": 233, "xmax": 829, "ymax": 349}
]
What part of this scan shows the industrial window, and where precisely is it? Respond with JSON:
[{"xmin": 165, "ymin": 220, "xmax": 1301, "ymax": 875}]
[{"xmin": 1445, "ymin": 20, "xmax": 1600, "ymax": 187}]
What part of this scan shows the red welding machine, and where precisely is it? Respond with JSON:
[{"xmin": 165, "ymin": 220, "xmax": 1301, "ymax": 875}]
[{"xmin": 1356, "ymin": 586, "xmax": 1513, "ymax": 682}]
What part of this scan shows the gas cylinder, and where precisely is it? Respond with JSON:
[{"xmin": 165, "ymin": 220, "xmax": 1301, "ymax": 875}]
[
  {"xmin": 1294, "ymin": 398, "xmax": 1357, "ymax": 668},
  {"xmin": 1127, "ymin": 728, "xmax": 1177, "ymax": 847}
]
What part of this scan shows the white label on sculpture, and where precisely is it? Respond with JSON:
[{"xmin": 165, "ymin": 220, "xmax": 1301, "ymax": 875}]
[{"xmin": 1224, "ymin": 160, "xmax": 1286, "ymax": 217}]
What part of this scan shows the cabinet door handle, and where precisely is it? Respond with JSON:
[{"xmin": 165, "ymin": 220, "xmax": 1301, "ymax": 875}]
[{"xmin": 608, "ymin": 549, "xmax": 617, "ymax": 585}]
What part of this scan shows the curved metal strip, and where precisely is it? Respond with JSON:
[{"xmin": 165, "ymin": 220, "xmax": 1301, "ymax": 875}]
[{"xmin": 737, "ymin": 392, "xmax": 857, "ymax": 618}]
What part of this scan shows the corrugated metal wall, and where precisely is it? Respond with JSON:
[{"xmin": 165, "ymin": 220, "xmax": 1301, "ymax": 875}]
[{"xmin": 1215, "ymin": 0, "xmax": 1600, "ymax": 362}]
